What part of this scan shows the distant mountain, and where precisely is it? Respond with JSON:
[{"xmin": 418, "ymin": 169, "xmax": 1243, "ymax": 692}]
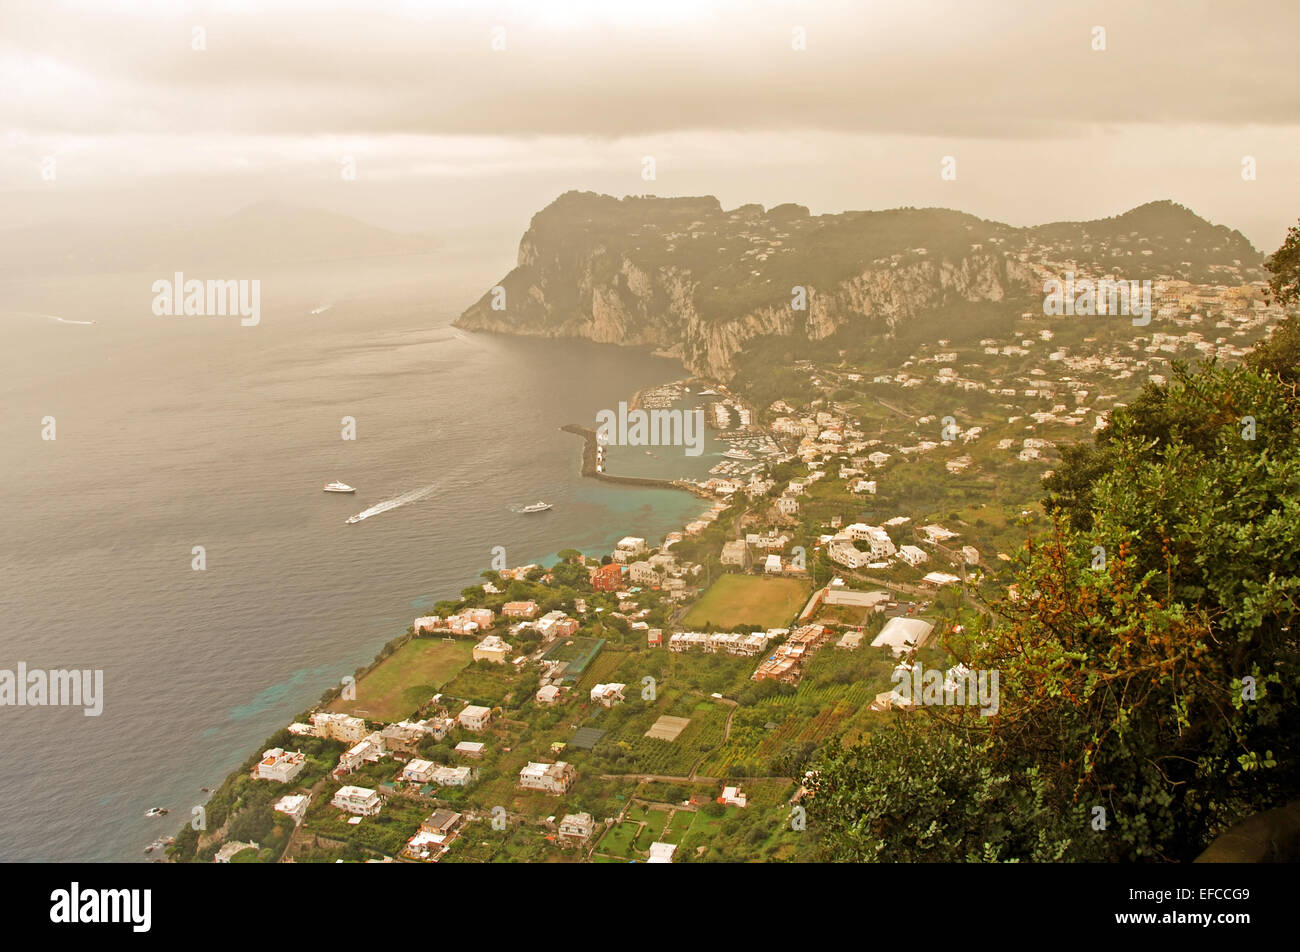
[
  {"xmin": 0, "ymin": 202, "xmax": 438, "ymax": 276},
  {"xmin": 455, "ymin": 192, "xmax": 1264, "ymax": 380}
]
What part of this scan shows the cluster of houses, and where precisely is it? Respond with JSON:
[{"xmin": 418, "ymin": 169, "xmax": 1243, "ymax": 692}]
[
  {"xmin": 720, "ymin": 532, "xmax": 808, "ymax": 576},
  {"xmin": 753, "ymin": 624, "xmax": 830, "ymax": 685},
  {"xmin": 279, "ymin": 703, "xmax": 489, "ymax": 796},
  {"xmin": 411, "ymin": 597, "xmax": 591, "ymax": 667},
  {"xmin": 590, "ymin": 546, "xmax": 702, "ymax": 599},
  {"xmin": 820, "ymin": 519, "xmax": 975, "ymax": 585},
  {"xmin": 668, "ymin": 629, "xmax": 779, "ymax": 656},
  {"xmin": 248, "ymin": 672, "xmax": 594, "ymax": 858},
  {"xmin": 414, "ymin": 607, "xmax": 495, "ymax": 637}
]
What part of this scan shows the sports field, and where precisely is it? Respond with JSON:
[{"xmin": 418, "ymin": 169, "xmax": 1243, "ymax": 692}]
[
  {"xmin": 679, "ymin": 574, "xmax": 811, "ymax": 630},
  {"xmin": 328, "ymin": 636, "xmax": 474, "ymax": 722}
]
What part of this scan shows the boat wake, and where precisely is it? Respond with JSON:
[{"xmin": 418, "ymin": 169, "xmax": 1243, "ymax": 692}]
[{"xmin": 346, "ymin": 483, "xmax": 436, "ymax": 524}]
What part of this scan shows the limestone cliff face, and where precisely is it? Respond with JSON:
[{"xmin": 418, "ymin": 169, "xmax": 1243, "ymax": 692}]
[
  {"xmin": 459, "ymin": 251, "xmax": 1033, "ymax": 381},
  {"xmin": 670, "ymin": 255, "xmax": 1036, "ymax": 380},
  {"xmin": 454, "ymin": 191, "xmax": 1243, "ymax": 380}
]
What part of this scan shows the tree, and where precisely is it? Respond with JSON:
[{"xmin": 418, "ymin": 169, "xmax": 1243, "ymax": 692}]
[
  {"xmin": 1265, "ymin": 219, "xmax": 1300, "ymax": 306},
  {"xmin": 1246, "ymin": 314, "xmax": 1300, "ymax": 413}
]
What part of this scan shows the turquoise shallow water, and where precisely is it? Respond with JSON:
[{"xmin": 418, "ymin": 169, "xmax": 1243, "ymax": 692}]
[{"xmin": 0, "ymin": 252, "xmax": 717, "ymax": 861}]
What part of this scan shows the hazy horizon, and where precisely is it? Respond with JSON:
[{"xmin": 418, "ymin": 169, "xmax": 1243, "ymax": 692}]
[{"xmin": 3, "ymin": 0, "xmax": 1299, "ymax": 257}]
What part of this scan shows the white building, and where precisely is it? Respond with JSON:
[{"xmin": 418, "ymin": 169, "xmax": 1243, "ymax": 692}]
[
  {"xmin": 402, "ymin": 760, "xmax": 438, "ymax": 784},
  {"xmin": 843, "ymin": 523, "xmax": 896, "ymax": 559},
  {"xmin": 273, "ymin": 794, "xmax": 310, "ymax": 825},
  {"xmin": 332, "ymin": 785, "xmax": 382, "ymax": 816},
  {"xmin": 629, "ymin": 560, "xmax": 658, "ymax": 586},
  {"xmin": 647, "ymin": 842, "xmax": 677, "ymax": 863},
  {"xmin": 311, "ymin": 711, "xmax": 368, "ymax": 745},
  {"xmin": 256, "ymin": 748, "xmax": 305, "ymax": 784},
  {"xmin": 720, "ymin": 786, "xmax": 748, "ymax": 808},
  {"xmin": 615, "ymin": 537, "xmax": 647, "ymax": 562},
  {"xmin": 828, "ymin": 539, "xmax": 868, "ymax": 569},
  {"xmin": 720, "ymin": 540, "xmax": 750, "ymax": 567},
  {"xmin": 339, "ymin": 733, "xmax": 386, "ymax": 772},
  {"xmin": 558, "ymin": 812, "xmax": 595, "ymax": 842},
  {"xmin": 590, "ymin": 683, "xmax": 626, "ymax": 707},
  {"xmin": 518, "ymin": 761, "xmax": 576, "ymax": 795},
  {"xmin": 472, "ymin": 634, "xmax": 512, "ymax": 664},
  {"xmin": 897, "ymin": 545, "xmax": 928, "ymax": 567},
  {"xmin": 920, "ymin": 524, "xmax": 958, "ymax": 544},
  {"xmin": 431, "ymin": 765, "xmax": 474, "ymax": 787},
  {"xmin": 871, "ymin": 617, "xmax": 935, "ymax": 656},
  {"xmin": 458, "ymin": 705, "xmax": 492, "ymax": 732}
]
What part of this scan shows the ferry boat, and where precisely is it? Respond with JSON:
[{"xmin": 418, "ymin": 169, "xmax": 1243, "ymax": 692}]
[
  {"xmin": 520, "ymin": 501, "xmax": 553, "ymax": 513},
  {"xmin": 323, "ymin": 481, "xmax": 356, "ymax": 493},
  {"xmin": 723, "ymin": 449, "xmax": 755, "ymax": 461}
]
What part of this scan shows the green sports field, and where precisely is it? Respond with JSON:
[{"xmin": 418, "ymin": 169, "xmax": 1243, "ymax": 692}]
[
  {"xmin": 679, "ymin": 574, "xmax": 811, "ymax": 630},
  {"xmin": 328, "ymin": 636, "xmax": 474, "ymax": 722}
]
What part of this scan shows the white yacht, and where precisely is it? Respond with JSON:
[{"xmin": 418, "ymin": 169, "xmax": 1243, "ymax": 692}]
[
  {"xmin": 520, "ymin": 501, "xmax": 553, "ymax": 513},
  {"xmin": 323, "ymin": 481, "xmax": 356, "ymax": 493}
]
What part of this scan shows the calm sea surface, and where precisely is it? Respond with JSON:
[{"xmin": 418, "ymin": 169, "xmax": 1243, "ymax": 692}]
[{"xmin": 0, "ymin": 252, "xmax": 724, "ymax": 861}]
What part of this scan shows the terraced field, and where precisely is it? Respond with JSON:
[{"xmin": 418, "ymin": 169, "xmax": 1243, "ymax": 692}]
[
  {"xmin": 596, "ymin": 696, "xmax": 730, "ymax": 776},
  {"xmin": 698, "ymin": 681, "xmax": 877, "ymax": 776}
]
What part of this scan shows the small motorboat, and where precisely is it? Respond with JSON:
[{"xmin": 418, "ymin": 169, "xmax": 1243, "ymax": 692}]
[
  {"xmin": 519, "ymin": 501, "xmax": 553, "ymax": 513},
  {"xmin": 323, "ymin": 481, "xmax": 356, "ymax": 493},
  {"xmin": 144, "ymin": 807, "xmax": 168, "ymax": 818}
]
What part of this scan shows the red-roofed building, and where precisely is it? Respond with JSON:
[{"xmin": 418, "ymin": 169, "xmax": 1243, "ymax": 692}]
[{"xmin": 592, "ymin": 563, "xmax": 623, "ymax": 592}]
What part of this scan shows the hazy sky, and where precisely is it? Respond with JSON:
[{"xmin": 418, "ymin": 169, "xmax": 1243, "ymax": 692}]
[{"xmin": 3, "ymin": 0, "xmax": 1299, "ymax": 252}]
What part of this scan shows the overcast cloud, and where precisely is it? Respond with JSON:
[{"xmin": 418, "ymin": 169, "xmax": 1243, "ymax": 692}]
[{"xmin": 2, "ymin": 0, "xmax": 1298, "ymax": 251}]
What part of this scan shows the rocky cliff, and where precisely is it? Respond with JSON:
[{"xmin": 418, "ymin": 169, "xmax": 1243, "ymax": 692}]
[{"xmin": 455, "ymin": 191, "xmax": 1260, "ymax": 380}]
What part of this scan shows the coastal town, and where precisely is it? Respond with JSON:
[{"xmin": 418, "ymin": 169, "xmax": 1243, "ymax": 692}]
[
  {"xmin": 170, "ymin": 261, "xmax": 1290, "ymax": 864},
  {"xmin": 175, "ymin": 251, "xmax": 1300, "ymax": 863}
]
